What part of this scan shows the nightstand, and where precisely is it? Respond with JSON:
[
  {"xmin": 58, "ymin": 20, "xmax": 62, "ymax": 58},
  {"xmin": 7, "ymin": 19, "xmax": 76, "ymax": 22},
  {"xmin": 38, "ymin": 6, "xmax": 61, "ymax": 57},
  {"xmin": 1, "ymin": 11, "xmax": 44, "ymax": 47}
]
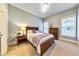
[{"xmin": 17, "ymin": 35, "xmax": 27, "ymax": 45}]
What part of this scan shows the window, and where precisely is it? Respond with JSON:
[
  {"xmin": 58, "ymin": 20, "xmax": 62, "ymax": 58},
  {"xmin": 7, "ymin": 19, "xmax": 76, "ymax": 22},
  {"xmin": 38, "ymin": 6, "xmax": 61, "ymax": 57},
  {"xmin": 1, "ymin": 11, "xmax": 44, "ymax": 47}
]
[
  {"xmin": 44, "ymin": 21, "xmax": 49, "ymax": 33},
  {"xmin": 77, "ymin": 13, "xmax": 79, "ymax": 41},
  {"xmin": 61, "ymin": 16, "xmax": 76, "ymax": 37}
]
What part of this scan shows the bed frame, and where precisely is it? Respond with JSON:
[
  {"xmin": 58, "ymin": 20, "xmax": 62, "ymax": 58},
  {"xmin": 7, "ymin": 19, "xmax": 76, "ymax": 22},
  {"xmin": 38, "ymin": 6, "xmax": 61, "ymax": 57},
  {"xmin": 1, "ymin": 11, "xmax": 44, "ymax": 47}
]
[{"xmin": 26, "ymin": 27, "xmax": 55, "ymax": 56}]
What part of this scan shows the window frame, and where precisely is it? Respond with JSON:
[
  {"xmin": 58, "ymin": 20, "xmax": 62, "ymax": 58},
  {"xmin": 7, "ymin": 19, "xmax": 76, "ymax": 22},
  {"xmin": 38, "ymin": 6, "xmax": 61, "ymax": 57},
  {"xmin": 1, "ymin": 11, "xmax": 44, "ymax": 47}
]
[{"xmin": 61, "ymin": 16, "xmax": 76, "ymax": 38}]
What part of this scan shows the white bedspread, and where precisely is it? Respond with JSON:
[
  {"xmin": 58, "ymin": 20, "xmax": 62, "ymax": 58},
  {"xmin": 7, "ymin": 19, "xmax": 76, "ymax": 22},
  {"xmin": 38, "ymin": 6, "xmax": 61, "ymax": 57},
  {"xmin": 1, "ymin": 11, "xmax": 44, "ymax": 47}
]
[{"xmin": 27, "ymin": 32, "xmax": 54, "ymax": 54}]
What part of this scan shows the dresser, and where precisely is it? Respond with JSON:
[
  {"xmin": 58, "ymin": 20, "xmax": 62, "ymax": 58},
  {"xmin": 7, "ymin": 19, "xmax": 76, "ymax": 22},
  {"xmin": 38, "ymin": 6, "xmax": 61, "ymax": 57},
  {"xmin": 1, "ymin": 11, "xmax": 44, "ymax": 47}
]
[{"xmin": 49, "ymin": 28, "xmax": 59, "ymax": 40}]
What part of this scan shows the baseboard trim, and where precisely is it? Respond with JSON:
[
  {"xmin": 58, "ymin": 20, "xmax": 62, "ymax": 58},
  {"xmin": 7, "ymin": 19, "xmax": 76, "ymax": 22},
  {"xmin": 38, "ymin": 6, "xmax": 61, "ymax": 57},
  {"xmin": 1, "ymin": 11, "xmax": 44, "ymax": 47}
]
[{"xmin": 59, "ymin": 37, "xmax": 78, "ymax": 45}]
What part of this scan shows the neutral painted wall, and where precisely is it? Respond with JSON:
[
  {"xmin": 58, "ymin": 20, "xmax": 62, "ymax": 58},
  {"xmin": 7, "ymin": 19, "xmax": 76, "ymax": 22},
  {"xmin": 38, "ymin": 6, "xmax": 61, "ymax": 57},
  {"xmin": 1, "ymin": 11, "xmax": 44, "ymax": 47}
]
[
  {"xmin": 0, "ymin": 4, "xmax": 8, "ymax": 55},
  {"xmin": 44, "ymin": 8, "xmax": 76, "ymax": 40},
  {"xmin": 8, "ymin": 5, "xmax": 43, "ymax": 44}
]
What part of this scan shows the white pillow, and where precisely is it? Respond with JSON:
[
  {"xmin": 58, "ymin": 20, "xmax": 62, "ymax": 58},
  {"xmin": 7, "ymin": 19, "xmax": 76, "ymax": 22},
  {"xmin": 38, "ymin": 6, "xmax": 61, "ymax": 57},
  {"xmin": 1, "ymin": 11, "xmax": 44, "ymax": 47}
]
[
  {"xmin": 27, "ymin": 30, "xmax": 33, "ymax": 33},
  {"xmin": 36, "ymin": 31, "xmax": 40, "ymax": 33}
]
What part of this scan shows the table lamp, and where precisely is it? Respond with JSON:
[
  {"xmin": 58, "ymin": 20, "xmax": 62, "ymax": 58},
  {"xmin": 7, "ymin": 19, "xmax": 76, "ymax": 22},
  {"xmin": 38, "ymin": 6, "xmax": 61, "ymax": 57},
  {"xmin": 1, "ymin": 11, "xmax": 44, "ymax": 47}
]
[{"xmin": 20, "ymin": 26, "xmax": 26, "ymax": 35}]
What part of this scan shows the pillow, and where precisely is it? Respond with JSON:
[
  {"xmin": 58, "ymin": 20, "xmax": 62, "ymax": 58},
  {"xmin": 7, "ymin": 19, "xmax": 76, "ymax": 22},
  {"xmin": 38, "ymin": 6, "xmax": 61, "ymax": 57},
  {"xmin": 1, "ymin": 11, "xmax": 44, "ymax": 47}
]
[
  {"xmin": 27, "ymin": 30, "xmax": 32, "ymax": 33},
  {"xmin": 36, "ymin": 31, "xmax": 40, "ymax": 33},
  {"xmin": 32, "ymin": 30, "xmax": 37, "ymax": 33},
  {"xmin": 36, "ymin": 31, "xmax": 44, "ymax": 33}
]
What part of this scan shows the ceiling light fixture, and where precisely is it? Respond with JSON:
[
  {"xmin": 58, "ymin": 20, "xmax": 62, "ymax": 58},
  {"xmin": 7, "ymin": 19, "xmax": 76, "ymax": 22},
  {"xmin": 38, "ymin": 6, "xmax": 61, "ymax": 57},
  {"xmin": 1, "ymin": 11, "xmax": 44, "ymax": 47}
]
[{"xmin": 41, "ymin": 3, "xmax": 49, "ymax": 13}]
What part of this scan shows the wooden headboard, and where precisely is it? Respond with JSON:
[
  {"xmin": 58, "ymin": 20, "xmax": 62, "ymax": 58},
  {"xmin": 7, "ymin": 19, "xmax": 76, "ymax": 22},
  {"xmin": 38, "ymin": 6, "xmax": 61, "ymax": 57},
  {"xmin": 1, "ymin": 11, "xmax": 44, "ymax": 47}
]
[{"xmin": 26, "ymin": 27, "xmax": 39, "ymax": 34}]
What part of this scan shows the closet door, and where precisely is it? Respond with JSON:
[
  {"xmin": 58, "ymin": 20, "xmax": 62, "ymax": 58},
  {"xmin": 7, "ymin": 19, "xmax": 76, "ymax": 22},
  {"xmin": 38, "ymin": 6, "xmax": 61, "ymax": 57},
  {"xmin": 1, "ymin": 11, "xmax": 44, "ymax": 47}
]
[
  {"xmin": 0, "ymin": 32, "xmax": 1, "ymax": 54},
  {"xmin": 0, "ymin": 11, "xmax": 4, "ymax": 55},
  {"xmin": 0, "ymin": 32, "xmax": 3, "ymax": 55},
  {"xmin": 0, "ymin": 4, "xmax": 8, "ymax": 55}
]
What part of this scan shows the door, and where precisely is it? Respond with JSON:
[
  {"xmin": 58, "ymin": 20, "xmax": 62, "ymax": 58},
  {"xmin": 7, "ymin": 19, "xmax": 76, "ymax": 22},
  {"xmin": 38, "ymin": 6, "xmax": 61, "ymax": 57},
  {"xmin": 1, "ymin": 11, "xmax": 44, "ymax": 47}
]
[
  {"xmin": 0, "ymin": 11, "xmax": 4, "ymax": 55},
  {"xmin": 0, "ymin": 32, "xmax": 1, "ymax": 55},
  {"xmin": 0, "ymin": 4, "xmax": 8, "ymax": 55},
  {"xmin": 0, "ymin": 32, "xmax": 2, "ymax": 55}
]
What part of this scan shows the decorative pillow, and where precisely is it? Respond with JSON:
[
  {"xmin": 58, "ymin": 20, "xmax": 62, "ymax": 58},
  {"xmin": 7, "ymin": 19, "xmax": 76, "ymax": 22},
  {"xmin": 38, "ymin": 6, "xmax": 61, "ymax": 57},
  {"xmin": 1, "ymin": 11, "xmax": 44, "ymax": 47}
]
[
  {"xmin": 39, "ymin": 31, "xmax": 44, "ymax": 33},
  {"xmin": 36, "ymin": 31, "xmax": 39, "ymax": 33},
  {"xmin": 32, "ymin": 30, "xmax": 37, "ymax": 33}
]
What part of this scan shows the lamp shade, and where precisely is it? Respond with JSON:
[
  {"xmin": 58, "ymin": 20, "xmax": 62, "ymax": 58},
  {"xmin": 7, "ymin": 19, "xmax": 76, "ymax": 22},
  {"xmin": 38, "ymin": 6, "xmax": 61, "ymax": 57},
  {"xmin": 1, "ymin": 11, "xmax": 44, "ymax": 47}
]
[{"xmin": 20, "ymin": 26, "xmax": 26, "ymax": 31}]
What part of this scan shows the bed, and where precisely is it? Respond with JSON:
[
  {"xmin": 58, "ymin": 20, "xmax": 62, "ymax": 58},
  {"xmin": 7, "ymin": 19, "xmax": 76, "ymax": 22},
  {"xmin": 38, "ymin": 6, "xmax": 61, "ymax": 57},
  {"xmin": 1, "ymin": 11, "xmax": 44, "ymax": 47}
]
[{"xmin": 26, "ymin": 27, "xmax": 55, "ymax": 56}]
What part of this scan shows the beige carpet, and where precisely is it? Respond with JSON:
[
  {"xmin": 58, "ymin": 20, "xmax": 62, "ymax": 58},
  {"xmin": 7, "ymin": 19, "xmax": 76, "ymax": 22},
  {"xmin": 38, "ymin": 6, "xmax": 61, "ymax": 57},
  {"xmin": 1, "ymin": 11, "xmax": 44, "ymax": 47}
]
[{"xmin": 4, "ymin": 40, "xmax": 79, "ymax": 56}]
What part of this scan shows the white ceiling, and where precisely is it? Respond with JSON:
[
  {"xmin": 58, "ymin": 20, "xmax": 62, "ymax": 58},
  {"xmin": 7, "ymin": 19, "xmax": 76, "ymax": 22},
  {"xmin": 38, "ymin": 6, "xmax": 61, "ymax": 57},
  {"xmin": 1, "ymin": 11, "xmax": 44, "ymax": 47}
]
[{"xmin": 10, "ymin": 3, "xmax": 78, "ymax": 18}]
